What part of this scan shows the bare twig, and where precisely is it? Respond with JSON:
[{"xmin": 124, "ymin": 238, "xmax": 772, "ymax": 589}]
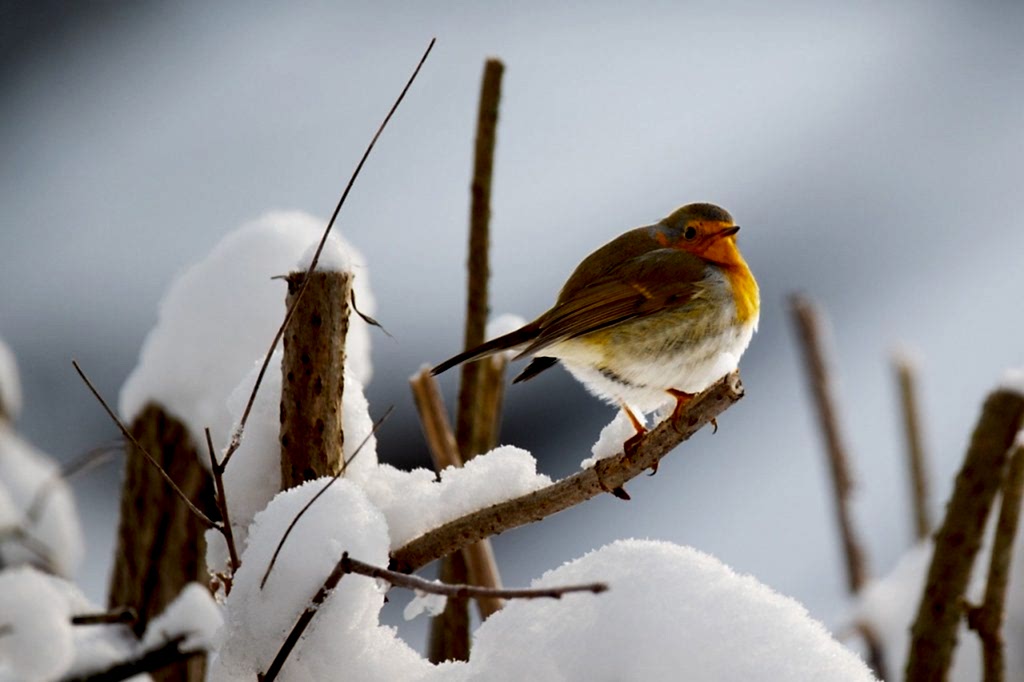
[
  {"xmin": 894, "ymin": 351, "xmax": 932, "ymax": 540},
  {"xmin": 410, "ymin": 368, "xmax": 505, "ymax": 618},
  {"xmin": 906, "ymin": 388, "xmax": 1024, "ymax": 681},
  {"xmin": 391, "ymin": 371, "xmax": 744, "ymax": 574},
  {"xmin": 455, "ymin": 57, "xmax": 504, "ymax": 459},
  {"xmin": 71, "ymin": 608, "xmax": 137, "ymax": 626},
  {"xmin": 26, "ymin": 442, "xmax": 118, "ymax": 525},
  {"xmin": 789, "ymin": 295, "xmax": 869, "ymax": 593},
  {"xmin": 222, "ymin": 37, "xmax": 435, "ymax": 470},
  {"xmin": 71, "ymin": 360, "xmax": 215, "ymax": 529},
  {"xmin": 259, "ymin": 408, "xmax": 393, "ymax": 590},
  {"xmin": 342, "ymin": 552, "xmax": 605, "ymax": 600},
  {"xmin": 61, "ymin": 636, "xmax": 201, "ymax": 682},
  {"xmin": 967, "ymin": 442, "xmax": 1024, "ymax": 682},
  {"xmin": 205, "ymin": 428, "xmax": 240, "ymax": 576}
]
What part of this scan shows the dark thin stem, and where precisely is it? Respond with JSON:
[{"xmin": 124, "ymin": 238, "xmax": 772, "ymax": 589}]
[
  {"xmin": 259, "ymin": 408, "xmax": 393, "ymax": 590},
  {"xmin": 60, "ymin": 637, "xmax": 200, "ymax": 682},
  {"xmin": 71, "ymin": 360, "xmax": 215, "ymax": 529},
  {"xmin": 205, "ymin": 427, "xmax": 240, "ymax": 576},
  {"xmin": 71, "ymin": 608, "xmax": 137, "ymax": 626},
  {"xmin": 223, "ymin": 37, "xmax": 436, "ymax": 470},
  {"xmin": 26, "ymin": 443, "xmax": 118, "ymax": 525},
  {"xmin": 343, "ymin": 552, "xmax": 605, "ymax": 600}
]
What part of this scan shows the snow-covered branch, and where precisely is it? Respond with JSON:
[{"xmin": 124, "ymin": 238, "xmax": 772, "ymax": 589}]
[{"xmin": 390, "ymin": 370, "xmax": 744, "ymax": 574}]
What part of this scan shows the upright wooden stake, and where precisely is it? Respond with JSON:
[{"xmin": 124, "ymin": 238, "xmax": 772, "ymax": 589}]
[
  {"xmin": 108, "ymin": 404, "xmax": 215, "ymax": 682},
  {"xmin": 280, "ymin": 270, "xmax": 351, "ymax": 489}
]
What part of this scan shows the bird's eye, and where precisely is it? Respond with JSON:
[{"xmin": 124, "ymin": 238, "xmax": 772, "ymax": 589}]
[{"xmin": 683, "ymin": 226, "xmax": 698, "ymax": 241}]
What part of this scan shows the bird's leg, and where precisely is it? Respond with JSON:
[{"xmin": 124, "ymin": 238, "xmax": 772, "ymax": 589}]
[
  {"xmin": 621, "ymin": 404, "xmax": 647, "ymax": 459},
  {"xmin": 667, "ymin": 388, "xmax": 717, "ymax": 433}
]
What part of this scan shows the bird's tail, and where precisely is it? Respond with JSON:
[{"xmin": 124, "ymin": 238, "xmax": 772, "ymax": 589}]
[{"xmin": 432, "ymin": 323, "xmax": 539, "ymax": 375}]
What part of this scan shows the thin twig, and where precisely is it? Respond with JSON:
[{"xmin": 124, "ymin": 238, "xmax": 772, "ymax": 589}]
[
  {"xmin": 788, "ymin": 295, "xmax": 869, "ymax": 592},
  {"xmin": 61, "ymin": 636, "xmax": 200, "ymax": 682},
  {"xmin": 894, "ymin": 351, "xmax": 932, "ymax": 540},
  {"xmin": 26, "ymin": 443, "xmax": 118, "ymax": 525},
  {"xmin": 410, "ymin": 368, "xmax": 505, "ymax": 617},
  {"xmin": 391, "ymin": 371, "xmax": 744, "ymax": 574},
  {"xmin": 967, "ymin": 443, "xmax": 1024, "ymax": 682},
  {"xmin": 205, "ymin": 428, "xmax": 240, "ymax": 576},
  {"xmin": 71, "ymin": 608, "xmax": 137, "ymax": 626},
  {"xmin": 71, "ymin": 360, "xmax": 215, "ymax": 529},
  {"xmin": 342, "ymin": 552, "xmax": 605, "ymax": 600},
  {"xmin": 259, "ymin": 407, "xmax": 393, "ymax": 590},
  {"xmin": 906, "ymin": 388, "xmax": 1024, "ymax": 681},
  {"xmin": 222, "ymin": 37, "xmax": 436, "ymax": 470}
]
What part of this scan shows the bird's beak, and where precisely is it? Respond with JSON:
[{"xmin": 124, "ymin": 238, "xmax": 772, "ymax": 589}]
[{"xmin": 718, "ymin": 225, "xmax": 740, "ymax": 238}]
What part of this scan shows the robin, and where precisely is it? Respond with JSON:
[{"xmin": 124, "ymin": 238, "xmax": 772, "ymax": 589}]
[{"xmin": 433, "ymin": 202, "xmax": 759, "ymax": 454}]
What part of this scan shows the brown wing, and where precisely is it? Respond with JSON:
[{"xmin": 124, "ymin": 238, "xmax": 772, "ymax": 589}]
[{"xmin": 517, "ymin": 248, "xmax": 709, "ymax": 357}]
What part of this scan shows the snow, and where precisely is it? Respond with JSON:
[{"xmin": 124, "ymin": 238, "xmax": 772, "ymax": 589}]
[
  {"xmin": 454, "ymin": 539, "xmax": 876, "ymax": 682},
  {"xmin": 402, "ymin": 588, "xmax": 448, "ymax": 621},
  {"xmin": 206, "ymin": 350, "xmax": 379, "ymax": 577},
  {"xmin": 0, "ymin": 423, "xmax": 83, "ymax": 578},
  {"xmin": 119, "ymin": 210, "xmax": 375, "ymax": 453},
  {"xmin": 142, "ymin": 582, "xmax": 223, "ymax": 652},
  {"xmin": 0, "ymin": 337, "xmax": 21, "ymax": 422},
  {"xmin": 209, "ymin": 478, "xmax": 425, "ymax": 681},
  {"xmin": 582, "ymin": 408, "xmax": 646, "ymax": 468},
  {"xmin": 298, "ymin": 240, "xmax": 353, "ymax": 273},
  {"xmin": 857, "ymin": 538, "xmax": 1024, "ymax": 680},
  {"xmin": 1001, "ymin": 368, "xmax": 1024, "ymax": 396},
  {"xmin": 0, "ymin": 567, "xmax": 75, "ymax": 682},
  {"xmin": 360, "ymin": 446, "xmax": 552, "ymax": 548}
]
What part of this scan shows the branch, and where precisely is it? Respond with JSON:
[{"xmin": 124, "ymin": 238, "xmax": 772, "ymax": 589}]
[
  {"xmin": 788, "ymin": 295, "xmax": 869, "ymax": 592},
  {"xmin": 411, "ymin": 368, "xmax": 505, "ymax": 617},
  {"xmin": 967, "ymin": 442, "xmax": 1024, "ymax": 682},
  {"xmin": 455, "ymin": 57, "xmax": 504, "ymax": 459},
  {"xmin": 905, "ymin": 388, "xmax": 1024, "ymax": 681},
  {"xmin": 26, "ymin": 442, "xmax": 118, "ymax": 525},
  {"xmin": 342, "ymin": 552, "xmax": 605, "ymax": 600},
  {"xmin": 61, "ymin": 637, "xmax": 201, "ymax": 682},
  {"xmin": 71, "ymin": 360, "xmax": 215, "ymax": 529},
  {"xmin": 894, "ymin": 351, "xmax": 933, "ymax": 540},
  {"xmin": 205, "ymin": 428, "xmax": 240, "ymax": 578},
  {"xmin": 259, "ymin": 408, "xmax": 393, "ymax": 590},
  {"xmin": 221, "ymin": 36, "xmax": 436, "ymax": 470},
  {"xmin": 390, "ymin": 371, "xmax": 744, "ymax": 574},
  {"xmin": 71, "ymin": 608, "xmax": 137, "ymax": 627}
]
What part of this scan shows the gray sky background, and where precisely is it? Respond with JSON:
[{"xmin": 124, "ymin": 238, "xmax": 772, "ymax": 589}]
[{"xmin": 2, "ymin": 0, "xmax": 1023, "ymax": 653}]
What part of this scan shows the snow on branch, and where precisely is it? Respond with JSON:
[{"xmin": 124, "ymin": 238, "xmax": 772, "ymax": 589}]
[{"xmin": 390, "ymin": 370, "xmax": 744, "ymax": 574}]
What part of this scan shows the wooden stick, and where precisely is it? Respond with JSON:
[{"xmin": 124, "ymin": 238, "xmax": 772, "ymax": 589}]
[
  {"xmin": 280, "ymin": 270, "xmax": 351, "ymax": 489},
  {"xmin": 905, "ymin": 388, "xmax": 1024, "ymax": 681},
  {"xmin": 788, "ymin": 295, "xmax": 869, "ymax": 593},
  {"xmin": 411, "ymin": 369, "xmax": 505, "ymax": 618},
  {"xmin": 894, "ymin": 351, "xmax": 933, "ymax": 540},
  {"xmin": 391, "ymin": 371, "xmax": 744, "ymax": 574},
  {"xmin": 967, "ymin": 442, "xmax": 1024, "ymax": 682},
  {"xmin": 455, "ymin": 57, "xmax": 504, "ymax": 459}
]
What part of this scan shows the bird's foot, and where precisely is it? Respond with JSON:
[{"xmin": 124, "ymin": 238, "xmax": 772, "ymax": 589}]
[
  {"xmin": 710, "ymin": 418, "xmax": 718, "ymax": 434},
  {"xmin": 667, "ymin": 388, "xmax": 695, "ymax": 426}
]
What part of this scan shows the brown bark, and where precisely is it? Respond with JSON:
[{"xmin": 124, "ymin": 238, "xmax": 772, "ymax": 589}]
[
  {"xmin": 905, "ymin": 388, "xmax": 1024, "ymax": 682},
  {"xmin": 280, "ymin": 270, "xmax": 351, "ymax": 489},
  {"xmin": 108, "ymin": 404, "xmax": 215, "ymax": 682}
]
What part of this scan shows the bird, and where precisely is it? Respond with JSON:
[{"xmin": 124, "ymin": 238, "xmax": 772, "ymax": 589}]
[{"xmin": 433, "ymin": 202, "xmax": 759, "ymax": 455}]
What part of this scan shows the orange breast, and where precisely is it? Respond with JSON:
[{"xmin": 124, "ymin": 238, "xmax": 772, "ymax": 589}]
[{"xmin": 724, "ymin": 263, "xmax": 760, "ymax": 324}]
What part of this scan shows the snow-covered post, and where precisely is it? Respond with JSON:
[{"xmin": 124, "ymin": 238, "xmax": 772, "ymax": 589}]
[
  {"xmin": 279, "ymin": 270, "xmax": 351, "ymax": 489},
  {"xmin": 109, "ymin": 404, "xmax": 215, "ymax": 682}
]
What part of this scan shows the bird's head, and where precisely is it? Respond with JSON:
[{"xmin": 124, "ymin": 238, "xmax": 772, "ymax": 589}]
[{"xmin": 657, "ymin": 203, "xmax": 743, "ymax": 265}]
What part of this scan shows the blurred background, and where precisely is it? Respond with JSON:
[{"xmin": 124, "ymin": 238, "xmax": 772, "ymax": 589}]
[{"xmin": 2, "ymin": 0, "xmax": 1024, "ymax": 655}]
